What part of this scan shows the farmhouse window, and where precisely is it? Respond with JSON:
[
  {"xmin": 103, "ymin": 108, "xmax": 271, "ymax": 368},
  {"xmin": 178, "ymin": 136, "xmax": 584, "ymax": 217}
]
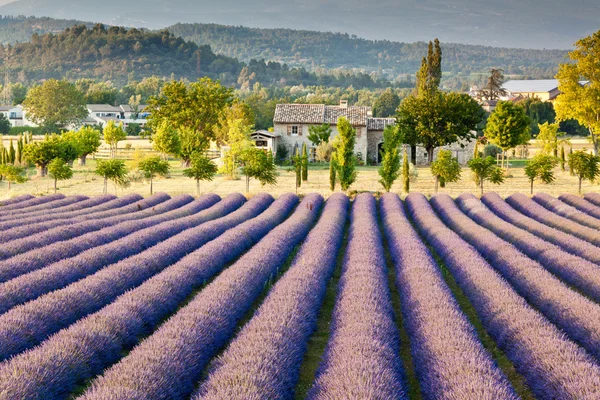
[
  {"xmin": 255, "ymin": 140, "xmax": 268, "ymax": 147},
  {"xmin": 291, "ymin": 125, "xmax": 300, "ymax": 136}
]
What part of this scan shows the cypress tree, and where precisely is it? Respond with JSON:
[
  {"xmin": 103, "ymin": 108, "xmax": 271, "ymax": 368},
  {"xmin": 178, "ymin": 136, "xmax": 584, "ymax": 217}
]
[
  {"xmin": 16, "ymin": 135, "xmax": 23, "ymax": 164},
  {"xmin": 8, "ymin": 139, "xmax": 15, "ymax": 164},
  {"xmin": 329, "ymin": 156, "xmax": 336, "ymax": 192},
  {"xmin": 401, "ymin": 148, "xmax": 410, "ymax": 193},
  {"xmin": 560, "ymin": 146, "xmax": 566, "ymax": 171},
  {"xmin": 569, "ymin": 147, "xmax": 574, "ymax": 176},
  {"xmin": 301, "ymin": 143, "xmax": 308, "ymax": 181},
  {"xmin": 294, "ymin": 153, "xmax": 301, "ymax": 192}
]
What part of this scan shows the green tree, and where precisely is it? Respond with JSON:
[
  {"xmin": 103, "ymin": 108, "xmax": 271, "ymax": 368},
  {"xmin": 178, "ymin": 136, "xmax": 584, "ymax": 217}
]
[
  {"xmin": 333, "ymin": 117, "xmax": 357, "ymax": 191},
  {"xmin": 294, "ymin": 152, "xmax": 302, "ymax": 192},
  {"xmin": 0, "ymin": 164, "xmax": 27, "ymax": 190},
  {"xmin": 536, "ymin": 122, "xmax": 569, "ymax": 157},
  {"xmin": 240, "ymin": 147, "xmax": 277, "ymax": 194},
  {"xmin": 484, "ymin": 101, "xmax": 531, "ymax": 169},
  {"xmin": 220, "ymin": 118, "xmax": 254, "ymax": 179},
  {"xmin": 137, "ymin": 156, "xmax": 170, "ymax": 195},
  {"xmin": 397, "ymin": 91, "xmax": 484, "ymax": 163},
  {"xmin": 146, "ymin": 78, "xmax": 233, "ymax": 164},
  {"xmin": 373, "ymin": 89, "xmax": 400, "ymax": 117},
  {"xmin": 126, "ymin": 123, "xmax": 142, "ymax": 136},
  {"xmin": 468, "ymin": 156, "xmax": 505, "ymax": 196},
  {"xmin": 307, "ymin": 123, "xmax": 332, "ymax": 146},
  {"xmin": 568, "ymin": 150, "xmax": 600, "ymax": 194},
  {"xmin": 22, "ymin": 79, "xmax": 87, "ymax": 131},
  {"xmin": 329, "ymin": 157, "xmax": 336, "ymax": 191},
  {"xmin": 10, "ymin": 83, "xmax": 27, "ymax": 105},
  {"xmin": 524, "ymin": 154, "xmax": 559, "ymax": 194},
  {"xmin": 214, "ymin": 100, "xmax": 255, "ymax": 146},
  {"xmin": 0, "ymin": 113, "xmax": 10, "ymax": 134},
  {"xmin": 103, "ymin": 120, "xmax": 126, "ymax": 158},
  {"xmin": 22, "ymin": 137, "xmax": 62, "ymax": 176},
  {"xmin": 183, "ymin": 152, "xmax": 218, "ymax": 196},
  {"xmin": 555, "ymin": 30, "xmax": 600, "ymax": 155},
  {"xmin": 8, "ymin": 139, "xmax": 15, "ymax": 164},
  {"xmin": 95, "ymin": 159, "xmax": 129, "ymax": 194},
  {"xmin": 378, "ymin": 125, "xmax": 402, "ymax": 192},
  {"xmin": 517, "ymin": 97, "xmax": 556, "ymax": 136},
  {"xmin": 301, "ymin": 143, "xmax": 308, "ymax": 181},
  {"xmin": 47, "ymin": 158, "xmax": 73, "ymax": 193},
  {"xmin": 478, "ymin": 69, "xmax": 507, "ymax": 101},
  {"xmin": 560, "ymin": 146, "xmax": 566, "ymax": 171},
  {"xmin": 63, "ymin": 126, "xmax": 101, "ymax": 166},
  {"xmin": 151, "ymin": 120, "xmax": 181, "ymax": 160},
  {"xmin": 401, "ymin": 148, "xmax": 410, "ymax": 193},
  {"xmin": 431, "ymin": 149, "xmax": 462, "ymax": 193}
]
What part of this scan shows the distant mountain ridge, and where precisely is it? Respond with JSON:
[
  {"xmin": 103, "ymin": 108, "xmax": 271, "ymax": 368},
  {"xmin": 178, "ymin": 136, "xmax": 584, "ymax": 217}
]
[{"xmin": 0, "ymin": 0, "xmax": 598, "ymax": 49}]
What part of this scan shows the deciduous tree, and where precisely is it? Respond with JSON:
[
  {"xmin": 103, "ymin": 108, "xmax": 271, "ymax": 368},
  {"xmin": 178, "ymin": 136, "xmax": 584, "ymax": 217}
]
[
  {"xmin": 378, "ymin": 125, "xmax": 402, "ymax": 192},
  {"xmin": 468, "ymin": 156, "xmax": 505, "ymax": 196},
  {"xmin": 333, "ymin": 117, "xmax": 357, "ymax": 191},
  {"xmin": 524, "ymin": 154, "xmax": 558, "ymax": 194},
  {"xmin": 95, "ymin": 159, "xmax": 129, "ymax": 194},
  {"xmin": 183, "ymin": 152, "xmax": 218, "ymax": 196},
  {"xmin": 63, "ymin": 126, "xmax": 101, "ymax": 166},
  {"xmin": 22, "ymin": 79, "xmax": 87, "ymax": 131},
  {"xmin": 240, "ymin": 147, "xmax": 276, "ymax": 194},
  {"xmin": 0, "ymin": 164, "xmax": 27, "ymax": 190},
  {"xmin": 307, "ymin": 123, "xmax": 332, "ymax": 146},
  {"xmin": 103, "ymin": 120, "xmax": 126, "ymax": 158},
  {"xmin": 555, "ymin": 30, "xmax": 600, "ymax": 155},
  {"xmin": 137, "ymin": 156, "xmax": 170, "ymax": 195},
  {"xmin": 431, "ymin": 149, "xmax": 461, "ymax": 193},
  {"xmin": 485, "ymin": 101, "xmax": 530, "ymax": 169},
  {"xmin": 151, "ymin": 120, "xmax": 181, "ymax": 160},
  {"xmin": 47, "ymin": 158, "xmax": 73, "ymax": 193},
  {"xmin": 373, "ymin": 89, "xmax": 400, "ymax": 118},
  {"xmin": 568, "ymin": 150, "xmax": 600, "ymax": 193}
]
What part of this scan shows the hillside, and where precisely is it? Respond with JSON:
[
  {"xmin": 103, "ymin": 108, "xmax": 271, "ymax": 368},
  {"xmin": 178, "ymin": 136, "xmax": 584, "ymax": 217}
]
[
  {"xmin": 0, "ymin": 24, "xmax": 389, "ymax": 88},
  {"xmin": 0, "ymin": 0, "xmax": 599, "ymax": 49},
  {"xmin": 0, "ymin": 15, "xmax": 92, "ymax": 44},
  {"xmin": 168, "ymin": 23, "xmax": 570, "ymax": 82}
]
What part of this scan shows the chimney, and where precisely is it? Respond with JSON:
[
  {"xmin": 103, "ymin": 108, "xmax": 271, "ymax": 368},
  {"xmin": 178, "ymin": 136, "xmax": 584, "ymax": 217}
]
[{"xmin": 339, "ymin": 100, "xmax": 348, "ymax": 108}]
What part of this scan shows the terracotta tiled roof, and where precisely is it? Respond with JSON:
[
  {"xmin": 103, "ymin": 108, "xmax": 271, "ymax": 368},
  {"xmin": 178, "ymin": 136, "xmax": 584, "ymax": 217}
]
[
  {"xmin": 367, "ymin": 117, "xmax": 396, "ymax": 131},
  {"xmin": 274, "ymin": 104, "xmax": 371, "ymax": 126}
]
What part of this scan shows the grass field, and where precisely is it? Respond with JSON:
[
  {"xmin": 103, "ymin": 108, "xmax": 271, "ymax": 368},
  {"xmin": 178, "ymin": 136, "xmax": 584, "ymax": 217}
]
[{"xmin": 1, "ymin": 159, "xmax": 598, "ymax": 200}]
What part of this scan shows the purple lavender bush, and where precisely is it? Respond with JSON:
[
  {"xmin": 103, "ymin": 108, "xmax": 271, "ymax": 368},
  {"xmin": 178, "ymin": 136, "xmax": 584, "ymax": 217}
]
[
  {"xmin": 506, "ymin": 193, "xmax": 600, "ymax": 246},
  {"xmin": 480, "ymin": 192, "xmax": 600, "ymax": 265},
  {"xmin": 0, "ymin": 193, "xmax": 247, "ymax": 360},
  {"xmin": 559, "ymin": 193, "xmax": 600, "ymax": 219},
  {"xmin": 0, "ymin": 195, "xmax": 224, "ymax": 312},
  {"xmin": 406, "ymin": 192, "xmax": 600, "ymax": 399},
  {"xmin": 457, "ymin": 193, "xmax": 600, "ymax": 301},
  {"xmin": 0, "ymin": 192, "xmax": 167, "ymax": 243},
  {"xmin": 0, "ymin": 194, "xmax": 34, "ymax": 207},
  {"xmin": 306, "ymin": 193, "xmax": 407, "ymax": 400},
  {"xmin": 195, "ymin": 193, "xmax": 348, "ymax": 400},
  {"xmin": 0, "ymin": 194, "xmax": 88, "ymax": 220},
  {"xmin": 533, "ymin": 192, "xmax": 600, "ymax": 230},
  {"xmin": 0, "ymin": 194, "xmax": 200, "ymax": 282},
  {"xmin": 0, "ymin": 193, "xmax": 290, "ymax": 400},
  {"xmin": 0, "ymin": 193, "xmax": 64, "ymax": 214},
  {"xmin": 78, "ymin": 194, "xmax": 323, "ymax": 400},
  {"xmin": 381, "ymin": 193, "xmax": 517, "ymax": 400}
]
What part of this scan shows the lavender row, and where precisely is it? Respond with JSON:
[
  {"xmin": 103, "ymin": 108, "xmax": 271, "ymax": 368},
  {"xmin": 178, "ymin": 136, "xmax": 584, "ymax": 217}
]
[
  {"xmin": 80, "ymin": 194, "xmax": 322, "ymax": 400},
  {"xmin": 0, "ymin": 193, "xmax": 64, "ymax": 214},
  {"xmin": 506, "ymin": 193, "xmax": 600, "ymax": 246},
  {"xmin": 433, "ymin": 194, "xmax": 600, "ymax": 359},
  {"xmin": 533, "ymin": 192, "xmax": 600, "ymax": 230},
  {"xmin": 0, "ymin": 192, "xmax": 169, "ymax": 244},
  {"xmin": 584, "ymin": 192, "xmax": 600, "ymax": 207},
  {"xmin": 0, "ymin": 194, "xmax": 89, "ymax": 220},
  {"xmin": 406, "ymin": 193, "xmax": 600, "ymax": 399},
  {"xmin": 0, "ymin": 195, "xmax": 221, "ymax": 312},
  {"xmin": 0, "ymin": 194, "xmax": 113, "ymax": 225},
  {"xmin": 480, "ymin": 193, "xmax": 600, "ymax": 265},
  {"xmin": 0, "ymin": 194, "xmax": 125, "ymax": 231},
  {"xmin": 558, "ymin": 193, "xmax": 600, "ymax": 219},
  {"xmin": 381, "ymin": 194, "xmax": 517, "ymax": 400},
  {"xmin": 0, "ymin": 193, "xmax": 246, "ymax": 360},
  {"xmin": 0, "ymin": 194, "xmax": 196, "ymax": 283},
  {"xmin": 458, "ymin": 194, "xmax": 600, "ymax": 302},
  {"xmin": 196, "ymin": 194, "xmax": 348, "ymax": 400},
  {"xmin": 0, "ymin": 194, "xmax": 288, "ymax": 400},
  {"xmin": 307, "ymin": 194, "xmax": 406, "ymax": 400},
  {"xmin": 0, "ymin": 194, "xmax": 34, "ymax": 207}
]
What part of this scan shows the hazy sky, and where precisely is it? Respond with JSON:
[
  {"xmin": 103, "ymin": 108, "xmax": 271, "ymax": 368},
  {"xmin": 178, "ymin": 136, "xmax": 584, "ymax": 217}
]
[{"xmin": 0, "ymin": 0, "xmax": 599, "ymax": 48}]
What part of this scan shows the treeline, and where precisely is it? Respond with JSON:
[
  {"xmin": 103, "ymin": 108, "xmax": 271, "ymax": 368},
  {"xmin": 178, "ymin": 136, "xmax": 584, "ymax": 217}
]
[
  {"xmin": 0, "ymin": 24, "xmax": 391, "ymax": 89},
  {"xmin": 168, "ymin": 23, "xmax": 568, "ymax": 85},
  {"xmin": 0, "ymin": 15, "xmax": 90, "ymax": 44}
]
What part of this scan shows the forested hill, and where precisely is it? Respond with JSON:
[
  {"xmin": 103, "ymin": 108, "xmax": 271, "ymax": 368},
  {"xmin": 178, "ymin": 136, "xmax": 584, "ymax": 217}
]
[
  {"xmin": 0, "ymin": 15, "xmax": 91, "ymax": 44},
  {"xmin": 0, "ymin": 24, "xmax": 390, "ymax": 89},
  {"xmin": 168, "ymin": 23, "xmax": 570, "ymax": 83}
]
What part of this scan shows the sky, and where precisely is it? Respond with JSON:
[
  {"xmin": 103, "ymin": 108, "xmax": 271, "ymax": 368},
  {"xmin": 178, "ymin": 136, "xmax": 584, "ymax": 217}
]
[{"xmin": 0, "ymin": 0, "xmax": 598, "ymax": 49}]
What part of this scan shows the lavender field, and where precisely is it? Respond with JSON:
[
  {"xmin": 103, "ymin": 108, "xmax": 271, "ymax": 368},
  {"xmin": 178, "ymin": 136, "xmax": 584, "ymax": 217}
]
[{"xmin": 2, "ymin": 191, "xmax": 600, "ymax": 399}]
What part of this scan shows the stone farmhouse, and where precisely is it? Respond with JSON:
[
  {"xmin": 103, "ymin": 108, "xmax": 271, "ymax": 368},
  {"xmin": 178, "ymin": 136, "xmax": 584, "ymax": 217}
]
[
  {"xmin": 272, "ymin": 100, "xmax": 395, "ymax": 164},
  {"xmin": 267, "ymin": 100, "xmax": 474, "ymax": 165}
]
